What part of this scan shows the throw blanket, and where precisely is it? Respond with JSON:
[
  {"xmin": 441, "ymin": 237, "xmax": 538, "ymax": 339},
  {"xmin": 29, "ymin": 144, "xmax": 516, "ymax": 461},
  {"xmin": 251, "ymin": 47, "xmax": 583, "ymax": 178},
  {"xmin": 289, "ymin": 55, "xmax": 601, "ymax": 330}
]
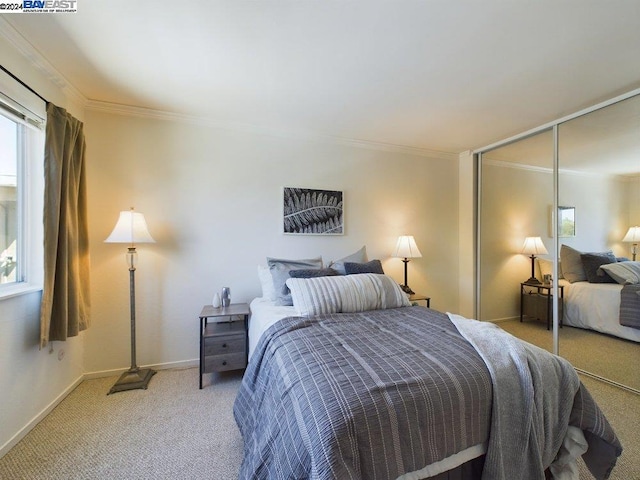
[
  {"xmin": 619, "ymin": 284, "xmax": 640, "ymax": 329},
  {"xmin": 234, "ymin": 307, "xmax": 621, "ymax": 480},
  {"xmin": 449, "ymin": 314, "xmax": 622, "ymax": 480}
]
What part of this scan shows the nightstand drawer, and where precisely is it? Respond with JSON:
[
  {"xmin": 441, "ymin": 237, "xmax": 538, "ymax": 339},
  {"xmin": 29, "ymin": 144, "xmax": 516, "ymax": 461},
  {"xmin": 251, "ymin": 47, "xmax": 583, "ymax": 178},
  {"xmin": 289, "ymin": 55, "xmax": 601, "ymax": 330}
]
[
  {"xmin": 204, "ymin": 352, "xmax": 246, "ymax": 372},
  {"xmin": 203, "ymin": 334, "xmax": 245, "ymax": 356}
]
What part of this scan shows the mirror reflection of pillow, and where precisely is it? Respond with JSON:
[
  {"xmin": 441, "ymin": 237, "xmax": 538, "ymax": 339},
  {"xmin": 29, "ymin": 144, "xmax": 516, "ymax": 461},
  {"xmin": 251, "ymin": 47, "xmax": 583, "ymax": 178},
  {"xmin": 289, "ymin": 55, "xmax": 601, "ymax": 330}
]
[
  {"xmin": 580, "ymin": 252, "xmax": 617, "ymax": 283},
  {"xmin": 599, "ymin": 261, "xmax": 640, "ymax": 285}
]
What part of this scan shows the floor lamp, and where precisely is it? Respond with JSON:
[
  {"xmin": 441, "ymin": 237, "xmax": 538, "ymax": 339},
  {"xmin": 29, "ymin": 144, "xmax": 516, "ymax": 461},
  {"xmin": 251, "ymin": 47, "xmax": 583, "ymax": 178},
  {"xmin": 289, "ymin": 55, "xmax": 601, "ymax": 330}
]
[
  {"xmin": 521, "ymin": 236, "xmax": 548, "ymax": 285},
  {"xmin": 105, "ymin": 208, "xmax": 156, "ymax": 394},
  {"xmin": 622, "ymin": 226, "xmax": 640, "ymax": 261},
  {"xmin": 392, "ymin": 235, "xmax": 422, "ymax": 295}
]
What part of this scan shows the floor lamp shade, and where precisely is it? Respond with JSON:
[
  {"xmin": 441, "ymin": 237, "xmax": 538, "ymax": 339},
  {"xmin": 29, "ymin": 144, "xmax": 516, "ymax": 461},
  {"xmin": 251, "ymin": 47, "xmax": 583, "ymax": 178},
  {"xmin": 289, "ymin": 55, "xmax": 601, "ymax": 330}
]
[
  {"xmin": 392, "ymin": 235, "xmax": 422, "ymax": 295},
  {"xmin": 105, "ymin": 209, "xmax": 155, "ymax": 245},
  {"xmin": 521, "ymin": 236, "xmax": 548, "ymax": 285},
  {"xmin": 105, "ymin": 208, "xmax": 156, "ymax": 394},
  {"xmin": 622, "ymin": 226, "xmax": 640, "ymax": 261}
]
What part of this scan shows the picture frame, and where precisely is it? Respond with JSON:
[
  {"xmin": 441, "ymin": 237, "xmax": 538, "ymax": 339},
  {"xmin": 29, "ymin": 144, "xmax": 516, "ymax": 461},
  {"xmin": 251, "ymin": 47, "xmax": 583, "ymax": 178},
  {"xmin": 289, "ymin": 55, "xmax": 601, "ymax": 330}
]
[{"xmin": 283, "ymin": 187, "xmax": 344, "ymax": 235}]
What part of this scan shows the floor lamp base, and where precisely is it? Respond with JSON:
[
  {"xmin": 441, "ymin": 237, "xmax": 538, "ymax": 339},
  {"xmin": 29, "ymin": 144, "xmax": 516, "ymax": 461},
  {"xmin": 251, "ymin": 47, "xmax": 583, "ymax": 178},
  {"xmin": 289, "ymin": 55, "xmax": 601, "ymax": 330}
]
[{"xmin": 108, "ymin": 368, "xmax": 156, "ymax": 395}]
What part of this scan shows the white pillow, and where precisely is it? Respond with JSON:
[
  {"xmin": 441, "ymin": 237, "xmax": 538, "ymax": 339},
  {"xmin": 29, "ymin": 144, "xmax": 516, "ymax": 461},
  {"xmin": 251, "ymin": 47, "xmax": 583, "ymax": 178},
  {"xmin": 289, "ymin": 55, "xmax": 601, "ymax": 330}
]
[
  {"xmin": 599, "ymin": 261, "xmax": 640, "ymax": 285},
  {"xmin": 286, "ymin": 273, "xmax": 411, "ymax": 316},
  {"xmin": 257, "ymin": 265, "xmax": 276, "ymax": 300}
]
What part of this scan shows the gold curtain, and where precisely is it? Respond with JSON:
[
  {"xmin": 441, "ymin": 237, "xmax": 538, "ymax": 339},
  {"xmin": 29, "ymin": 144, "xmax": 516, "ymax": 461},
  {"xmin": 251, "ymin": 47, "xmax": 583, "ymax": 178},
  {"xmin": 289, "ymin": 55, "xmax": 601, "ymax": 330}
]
[{"xmin": 40, "ymin": 103, "xmax": 91, "ymax": 348}]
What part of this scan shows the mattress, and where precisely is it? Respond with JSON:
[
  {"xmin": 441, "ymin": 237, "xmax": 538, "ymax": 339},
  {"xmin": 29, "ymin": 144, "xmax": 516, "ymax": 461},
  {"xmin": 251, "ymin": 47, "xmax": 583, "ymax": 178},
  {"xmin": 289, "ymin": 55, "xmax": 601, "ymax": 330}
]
[{"xmin": 561, "ymin": 279, "xmax": 640, "ymax": 342}]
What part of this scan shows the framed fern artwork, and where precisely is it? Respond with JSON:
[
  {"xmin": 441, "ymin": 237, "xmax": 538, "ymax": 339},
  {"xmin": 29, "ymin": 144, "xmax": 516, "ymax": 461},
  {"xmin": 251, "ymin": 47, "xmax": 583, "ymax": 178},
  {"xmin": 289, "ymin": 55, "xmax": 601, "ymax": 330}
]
[{"xmin": 283, "ymin": 187, "xmax": 344, "ymax": 235}]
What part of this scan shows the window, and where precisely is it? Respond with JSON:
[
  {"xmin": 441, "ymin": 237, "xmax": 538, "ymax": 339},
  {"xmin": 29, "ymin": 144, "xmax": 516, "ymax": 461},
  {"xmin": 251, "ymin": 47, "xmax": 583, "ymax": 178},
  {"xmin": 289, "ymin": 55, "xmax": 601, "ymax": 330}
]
[
  {"xmin": 0, "ymin": 114, "xmax": 20, "ymax": 284},
  {"xmin": 0, "ymin": 70, "xmax": 45, "ymax": 297}
]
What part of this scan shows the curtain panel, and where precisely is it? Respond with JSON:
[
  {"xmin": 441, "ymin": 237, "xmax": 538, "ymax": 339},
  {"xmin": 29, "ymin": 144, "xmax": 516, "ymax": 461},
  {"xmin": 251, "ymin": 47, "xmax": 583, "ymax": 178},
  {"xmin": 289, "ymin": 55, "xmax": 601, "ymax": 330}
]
[{"xmin": 40, "ymin": 103, "xmax": 91, "ymax": 347}]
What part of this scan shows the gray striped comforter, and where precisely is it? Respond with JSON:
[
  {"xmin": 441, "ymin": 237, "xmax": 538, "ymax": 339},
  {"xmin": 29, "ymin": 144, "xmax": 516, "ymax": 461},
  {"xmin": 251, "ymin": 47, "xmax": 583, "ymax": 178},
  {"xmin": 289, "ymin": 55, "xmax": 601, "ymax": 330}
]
[{"xmin": 233, "ymin": 306, "xmax": 621, "ymax": 479}]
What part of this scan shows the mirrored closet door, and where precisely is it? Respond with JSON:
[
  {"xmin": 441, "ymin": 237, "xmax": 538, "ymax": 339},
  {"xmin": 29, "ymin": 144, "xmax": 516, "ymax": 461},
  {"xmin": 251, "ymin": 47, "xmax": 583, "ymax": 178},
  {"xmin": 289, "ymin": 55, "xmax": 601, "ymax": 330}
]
[
  {"xmin": 478, "ymin": 129, "xmax": 559, "ymax": 354},
  {"xmin": 557, "ymin": 94, "xmax": 640, "ymax": 391},
  {"xmin": 477, "ymin": 91, "xmax": 640, "ymax": 393}
]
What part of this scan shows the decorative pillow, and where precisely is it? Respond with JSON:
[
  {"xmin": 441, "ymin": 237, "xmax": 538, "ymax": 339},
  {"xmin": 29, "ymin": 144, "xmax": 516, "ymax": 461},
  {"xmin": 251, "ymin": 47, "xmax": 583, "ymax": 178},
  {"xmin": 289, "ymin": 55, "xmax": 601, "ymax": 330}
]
[
  {"xmin": 289, "ymin": 268, "xmax": 339, "ymax": 279},
  {"xmin": 580, "ymin": 252, "xmax": 617, "ymax": 283},
  {"xmin": 599, "ymin": 261, "xmax": 640, "ymax": 285},
  {"xmin": 257, "ymin": 265, "xmax": 277, "ymax": 300},
  {"xmin": 329, "ymin": 246, "xmax": 368, "ymax": 275},
  {"xmin": 267, "ymin": 256, "xmax": 323, "ymax": 306},
  {"xmin": 560, "ymin": 245, "xmax": 586, "ymax": 283},
  {"xmin": 344, "ymin": 259, "xmax": 384, "ymax": 275},
  {"xmin": 286, "ymin": 273, "xmax": 411, "ymax": 316}
]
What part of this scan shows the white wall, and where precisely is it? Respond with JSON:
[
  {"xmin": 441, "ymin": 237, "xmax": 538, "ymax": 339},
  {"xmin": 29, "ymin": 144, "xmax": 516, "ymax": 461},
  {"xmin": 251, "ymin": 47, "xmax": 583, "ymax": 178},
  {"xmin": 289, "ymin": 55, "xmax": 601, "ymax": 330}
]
[
  {"xmin": 82, "ymin": 108, "xmax": 461, "ymax": 374},
  {"xmin": 0, "ymin": 32, "xmax": 87, "ymax": 456}
]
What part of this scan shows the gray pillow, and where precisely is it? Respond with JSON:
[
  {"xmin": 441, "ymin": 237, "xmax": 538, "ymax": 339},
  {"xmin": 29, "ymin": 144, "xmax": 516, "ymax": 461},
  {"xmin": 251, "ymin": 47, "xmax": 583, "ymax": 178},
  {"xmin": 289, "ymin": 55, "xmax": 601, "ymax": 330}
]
[
  {"xmin": 581, "ymin": 252, "xmax": 617, "ymax": 283},
  {"xmin": 267, "ymin": 256, "xmax": 323, "ymax": 305},
  {"xmin": 599, "ymin": 261, "xmax": 640, "ymax": 285},
  {"xmin": 289, "ymin": 268, "xmax": 338, "ymax": 279},
  {"xmin": 344, "ymin": 259, "xmax": 384, "ymax": 275},
  {"xmin": 329, "ymin": 246, "xmax": 368, "ymax": 275},
  {"xmin": 560, "ymin": 245, "xmax": 586, "ymax": 283}
]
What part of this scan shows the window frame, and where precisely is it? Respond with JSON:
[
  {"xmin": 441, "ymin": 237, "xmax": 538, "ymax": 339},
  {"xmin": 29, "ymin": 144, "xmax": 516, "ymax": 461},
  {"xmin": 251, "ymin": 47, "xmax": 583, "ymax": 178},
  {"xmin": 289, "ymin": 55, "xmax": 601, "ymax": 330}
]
[{"xmin": 0, "ymin": 73, "xmax": 45, "ymax": 300}]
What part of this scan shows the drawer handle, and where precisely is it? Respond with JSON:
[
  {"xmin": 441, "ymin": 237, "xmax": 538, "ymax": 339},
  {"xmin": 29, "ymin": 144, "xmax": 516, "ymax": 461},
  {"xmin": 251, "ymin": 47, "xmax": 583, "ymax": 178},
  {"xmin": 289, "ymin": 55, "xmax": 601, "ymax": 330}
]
[{"xmin": 222, "ymin": 361, "xmax": 227, "ymax": 366}]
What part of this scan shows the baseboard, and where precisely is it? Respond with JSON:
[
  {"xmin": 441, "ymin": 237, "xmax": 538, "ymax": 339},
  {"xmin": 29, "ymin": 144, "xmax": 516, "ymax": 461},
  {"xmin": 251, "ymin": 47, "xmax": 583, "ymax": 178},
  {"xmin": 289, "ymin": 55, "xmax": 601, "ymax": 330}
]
[
  {"xmin": 83, "ymin": 358, "xmax": 199, "ymax": 380},
  {"xmin": 0, "ymin": 374, "xmax": 84, "ymax": 458}
]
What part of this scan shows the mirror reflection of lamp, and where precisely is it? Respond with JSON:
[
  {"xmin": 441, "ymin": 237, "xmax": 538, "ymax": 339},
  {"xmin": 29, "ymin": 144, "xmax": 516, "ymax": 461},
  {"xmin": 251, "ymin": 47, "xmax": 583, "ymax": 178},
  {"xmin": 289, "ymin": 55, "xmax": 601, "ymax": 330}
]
[
  {"xmin": 622, "ymin": 226, "xmax": 640, "ymax": 261},
  {"xmin": 521, "ymin": 236, "xmax": 548, "ymax": 285}
]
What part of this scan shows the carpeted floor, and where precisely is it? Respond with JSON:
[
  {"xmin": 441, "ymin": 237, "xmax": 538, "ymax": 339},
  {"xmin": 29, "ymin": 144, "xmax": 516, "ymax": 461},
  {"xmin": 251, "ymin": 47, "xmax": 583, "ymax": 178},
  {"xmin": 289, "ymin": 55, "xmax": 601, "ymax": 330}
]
[
  {"xmin": 0, "ymin": 365, "xmax": 637, "ymax": 479},
  {"xmin": 0, "ymin": 368, "xmax": 244, "ymax": 480}
]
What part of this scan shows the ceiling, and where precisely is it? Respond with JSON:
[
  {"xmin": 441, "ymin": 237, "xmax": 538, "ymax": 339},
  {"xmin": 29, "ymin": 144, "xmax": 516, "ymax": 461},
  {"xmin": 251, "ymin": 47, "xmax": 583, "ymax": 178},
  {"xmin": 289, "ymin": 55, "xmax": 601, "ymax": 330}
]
[{"xmin": 3, "ymin": 1, "xmax": 640, "ymax": 157}]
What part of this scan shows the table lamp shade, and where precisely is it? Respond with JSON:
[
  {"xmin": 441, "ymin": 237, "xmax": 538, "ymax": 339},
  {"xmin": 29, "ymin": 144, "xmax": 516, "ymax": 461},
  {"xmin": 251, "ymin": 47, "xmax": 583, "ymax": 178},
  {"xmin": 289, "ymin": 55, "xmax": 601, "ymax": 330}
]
[
  {"xmin": 393, "ymin": 235, "xmax": 422, "ymax": 259},
  {"xmin": 105, "ymin": 209, "xmax": 155, "ymax": 245},
  {"xmin": 521, "ymin": 236, "xmax": 548, "ymax": 256},
  {"xmin": 623, "ymin": 226, "xmax": 640, "ymax": 261},
  {"xmin": 622, "ymin": 226, "xmax": 640, "ymax": 243}
]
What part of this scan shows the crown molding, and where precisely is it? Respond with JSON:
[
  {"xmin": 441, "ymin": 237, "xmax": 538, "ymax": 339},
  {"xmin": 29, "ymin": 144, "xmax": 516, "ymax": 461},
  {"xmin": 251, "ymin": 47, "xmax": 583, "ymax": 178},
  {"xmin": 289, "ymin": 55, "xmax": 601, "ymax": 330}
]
[
  {"xmin": 85, "ymin": 99, "xmax": 457, "ymax": 160},
  {"xmin": 0, "ymin": 17, "xmax": 87, "ymax": 106},
  {"xmin": 482, "ymin": 158, "xmax": 635, "ymax": 179}
]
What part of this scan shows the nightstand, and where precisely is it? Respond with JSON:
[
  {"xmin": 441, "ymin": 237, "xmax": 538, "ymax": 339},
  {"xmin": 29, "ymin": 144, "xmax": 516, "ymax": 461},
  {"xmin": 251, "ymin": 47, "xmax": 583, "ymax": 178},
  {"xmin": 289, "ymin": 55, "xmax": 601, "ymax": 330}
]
[
  {"xmin": 199, "ymin": 303, "xmax": 250, "ymax": 389},
  {"xmin": 409, "ymin": 293, "xmax": 431, "ymax": 308},
  {"xmin": 520, "ymin": 283, "xmax": 563, "ymax": 330}
]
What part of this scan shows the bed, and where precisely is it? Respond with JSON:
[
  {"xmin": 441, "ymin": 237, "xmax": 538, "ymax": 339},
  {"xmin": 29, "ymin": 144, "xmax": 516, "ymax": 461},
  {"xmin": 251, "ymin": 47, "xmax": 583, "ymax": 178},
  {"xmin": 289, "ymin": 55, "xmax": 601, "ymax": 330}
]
[
  {"xmin": 234, "ymin": 271, "xmax": 622, "ymax": 480},
  {"xmin": 561, "ymin": 279, "xmax": 640, "ymax": 342},
  {"xmin": 550, "ymin": 245, "xmax": 640, "ymax": 343}
]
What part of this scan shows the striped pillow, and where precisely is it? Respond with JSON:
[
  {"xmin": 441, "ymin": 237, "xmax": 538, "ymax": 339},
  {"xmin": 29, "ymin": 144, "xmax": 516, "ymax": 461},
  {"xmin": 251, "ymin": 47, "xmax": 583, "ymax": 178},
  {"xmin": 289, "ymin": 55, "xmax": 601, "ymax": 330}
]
[{"xmin": 286, "ymin": 273, "xmax": 411, "ymax": 316}]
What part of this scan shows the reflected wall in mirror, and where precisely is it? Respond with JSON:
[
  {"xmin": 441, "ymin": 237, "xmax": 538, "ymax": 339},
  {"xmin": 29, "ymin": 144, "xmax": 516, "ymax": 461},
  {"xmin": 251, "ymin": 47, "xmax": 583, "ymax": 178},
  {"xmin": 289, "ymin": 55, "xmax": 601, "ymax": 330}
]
[{"xmin": 479, "ymin": 129, "xmax": 555, "ymax": 336}]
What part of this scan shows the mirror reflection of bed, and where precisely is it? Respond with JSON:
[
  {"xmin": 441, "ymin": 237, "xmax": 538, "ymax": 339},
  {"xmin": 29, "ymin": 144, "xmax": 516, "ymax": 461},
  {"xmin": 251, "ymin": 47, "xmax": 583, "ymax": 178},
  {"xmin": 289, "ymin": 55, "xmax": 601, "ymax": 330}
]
[{"xmin": 478, "ymin": 91, "xmax": 640, "ymax": 394}]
